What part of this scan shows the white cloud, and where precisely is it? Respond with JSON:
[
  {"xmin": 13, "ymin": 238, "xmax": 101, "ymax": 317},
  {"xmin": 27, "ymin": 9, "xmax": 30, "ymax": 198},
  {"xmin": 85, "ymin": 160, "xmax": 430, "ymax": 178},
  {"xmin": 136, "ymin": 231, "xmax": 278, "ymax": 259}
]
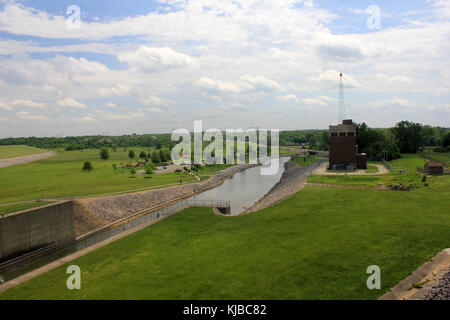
[
  {"xmin": 17, "ymin": 111, "xmax": 47, "ymax": 120},
  {"xmin": 73, "ymin": 116, "xmax": 97, "ymax": 122},
  {"xmin": 140, "ymin": 95, "xmax": 170, "ymax": 107},
  {"xmin": 195, "ymin": 77, "xmax": 241, "ymax": 94},
  {"xmin": 105, "ymin": 102, "xmax": 117, "ymax": 108},
  {"xmin": 118, "ymin": 46, "xmax": 195, "ymax": 72},
  {"xmin": 0, "ymin": 102, "xmax": 12, "ymax": 111},
  {"xmin": 277, "ymin": 94, "xmax": 299, "ymax": 102},
  {"xmin": 240, "ymin": 74, "xmax": 283, "ymax": 92},
  {"xmin": 57, "ymin": 97, "xmax": 86, "ymax": 109},
  {"xmin": 12, "ymin": 99, "xmax": 45, "ymax": 109},
  {"xmin": 302, "ymin": 98, "xmax": 327, "ymax": 106},
  {"xmin": 99, "ymin": 84, "xmax": 133, "ymax": 97}
]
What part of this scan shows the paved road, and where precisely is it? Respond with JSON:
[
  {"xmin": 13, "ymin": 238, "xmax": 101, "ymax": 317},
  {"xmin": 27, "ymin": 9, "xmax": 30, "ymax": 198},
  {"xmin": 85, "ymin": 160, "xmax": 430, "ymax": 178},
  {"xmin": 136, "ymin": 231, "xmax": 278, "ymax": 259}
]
[{"xmin": 0, "ymin": 151, "xmax": 55, "ymax": 169}]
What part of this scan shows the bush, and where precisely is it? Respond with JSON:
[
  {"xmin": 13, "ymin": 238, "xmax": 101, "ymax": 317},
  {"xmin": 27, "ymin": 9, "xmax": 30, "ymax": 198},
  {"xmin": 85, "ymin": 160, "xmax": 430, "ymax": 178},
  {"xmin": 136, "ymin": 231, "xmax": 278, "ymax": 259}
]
[
  {"xmin": 128, "ymin": 150, "xmax": 135, "ymax": 159},
  {"xmin": 145, "ymin": 167, "xmax": 153, "ymax": 175},
  {"xmin": 433, "ymin": 146, "xmax": 450, "ymax": 153},
  {"xmin": 422, "ymin": 175, "xmax": 427, "ymax": 182},
  {"xmin": 100, "ymin": 148, "xmax": 110, "ymax": 161},
  {"xmin": 83, "ymin": 161, "xmax": 93, "ymax": 171}
]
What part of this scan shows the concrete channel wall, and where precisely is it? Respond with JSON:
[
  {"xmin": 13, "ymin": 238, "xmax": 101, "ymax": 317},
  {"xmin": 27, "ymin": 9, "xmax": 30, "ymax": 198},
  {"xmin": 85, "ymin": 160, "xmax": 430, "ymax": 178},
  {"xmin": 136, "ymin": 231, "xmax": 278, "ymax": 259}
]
[{"xmin": 0, "ymin": 201, "xmax": 75, "ymax": 261}]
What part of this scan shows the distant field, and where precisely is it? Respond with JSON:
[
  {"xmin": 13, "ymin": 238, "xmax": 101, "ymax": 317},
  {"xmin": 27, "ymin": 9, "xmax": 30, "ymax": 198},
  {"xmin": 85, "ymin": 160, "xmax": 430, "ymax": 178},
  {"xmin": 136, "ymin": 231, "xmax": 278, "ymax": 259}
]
[
  {"xmin": 0, "ymin": 145, "xmax": 48, "ymax": 159},
  {"xmin": 0, "ymin": 201, "xmax": 54, "ymax": 215},
  {"xmin": 0, "ymin": 148, "xmax": 196, "ymax": 205},
  {"xmin": 291, "ymin": 155, "xmax": 322, "ymax": 167},
  {"xmin": 280, "ymin": 146, "xmax": 303, "ymax": 155},
  {"xmin": 2, "ymin": 172, "xmax": 448, "ymax": 300}
]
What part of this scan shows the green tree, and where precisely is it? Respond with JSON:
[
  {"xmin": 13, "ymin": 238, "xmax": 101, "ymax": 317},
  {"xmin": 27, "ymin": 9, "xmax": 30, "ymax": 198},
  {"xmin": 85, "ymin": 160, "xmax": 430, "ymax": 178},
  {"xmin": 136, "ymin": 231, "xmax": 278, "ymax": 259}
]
[
  {"xmin": 83, "ymin": 161, "xmax": 93, "ymax": 171},
  {"xmin": 151, "ymin": 151, "xmax": 161, "ymax": 164},
  {"xmin": 139, "ymin": 151, "xmax": 147, "ymax": 159},
  {"xmin": 159, "ymin": 149, "xmax": 167, "ymax": 162},
  {"xmin": 145, "ymin": 166, "xmax": 153, "ymax": 175},
  {"xmin": 443, "ymin": 132, "xmax": 450, "ymax": 147},
  {"xmin": 100, "ymin": 148, "xmax": 110, "ymax": 161},
  {"xmin": 392, "ymin": 121, "xmax": 425, "ymax": 153},
  {"xmin": 128, "ymin": 150, "xmax": 135, "ymax": 159}
]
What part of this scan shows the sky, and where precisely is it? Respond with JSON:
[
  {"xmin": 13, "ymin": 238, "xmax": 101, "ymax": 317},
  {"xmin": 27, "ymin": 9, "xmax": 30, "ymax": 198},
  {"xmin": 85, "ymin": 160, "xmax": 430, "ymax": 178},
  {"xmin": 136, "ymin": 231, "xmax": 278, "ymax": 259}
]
[{"xmin": 0, "ymin": 0, "xmax": 449, "ymax": 138}]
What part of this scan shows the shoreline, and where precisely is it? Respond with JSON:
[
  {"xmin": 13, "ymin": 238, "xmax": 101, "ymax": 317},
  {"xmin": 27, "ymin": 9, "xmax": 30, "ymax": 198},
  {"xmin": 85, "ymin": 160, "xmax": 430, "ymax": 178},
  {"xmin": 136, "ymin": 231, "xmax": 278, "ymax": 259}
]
[{"xmin": 245, "ymin": 159, "xmax": 323, "ymax": 213}]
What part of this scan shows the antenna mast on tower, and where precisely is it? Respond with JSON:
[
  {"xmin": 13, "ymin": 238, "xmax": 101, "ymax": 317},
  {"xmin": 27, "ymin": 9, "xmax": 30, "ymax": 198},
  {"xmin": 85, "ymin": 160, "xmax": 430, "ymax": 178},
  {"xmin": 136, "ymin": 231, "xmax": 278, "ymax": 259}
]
[{"xmin": 338, "ymin": 72, "xmax": 346, "ymax": 123}]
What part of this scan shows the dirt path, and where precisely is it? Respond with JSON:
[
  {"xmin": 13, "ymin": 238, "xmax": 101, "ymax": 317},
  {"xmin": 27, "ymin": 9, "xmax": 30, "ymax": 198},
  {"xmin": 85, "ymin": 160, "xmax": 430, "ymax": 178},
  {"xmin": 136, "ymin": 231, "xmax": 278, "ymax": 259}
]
[
  {"xmin": 0, "ymin": 151, "xmax": 55, "ymax": 169},
  {"xmin": 314, "ymin": 162, "xmax": 388, "ymax": 175}
]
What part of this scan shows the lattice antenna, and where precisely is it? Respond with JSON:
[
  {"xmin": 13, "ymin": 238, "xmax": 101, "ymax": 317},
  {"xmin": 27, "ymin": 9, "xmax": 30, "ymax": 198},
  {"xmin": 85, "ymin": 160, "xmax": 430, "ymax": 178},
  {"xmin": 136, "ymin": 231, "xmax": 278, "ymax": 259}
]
[{"xmin": 338, "ymin": 72, "xmax": 346, "ymax": 124}]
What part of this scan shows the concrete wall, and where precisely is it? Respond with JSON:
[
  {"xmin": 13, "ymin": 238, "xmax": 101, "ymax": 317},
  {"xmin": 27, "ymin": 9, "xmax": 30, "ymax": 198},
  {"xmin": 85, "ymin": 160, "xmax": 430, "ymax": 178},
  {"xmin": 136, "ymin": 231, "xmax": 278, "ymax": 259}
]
[{"xmin": 0, "ymin": 201, "xmax": 75, "ymax": 261}]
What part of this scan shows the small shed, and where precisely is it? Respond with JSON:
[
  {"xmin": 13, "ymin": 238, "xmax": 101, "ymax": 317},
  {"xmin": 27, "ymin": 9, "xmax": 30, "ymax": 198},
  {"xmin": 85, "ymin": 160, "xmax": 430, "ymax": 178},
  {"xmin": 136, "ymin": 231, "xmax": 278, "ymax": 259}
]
[{"xmin": 424, "ymin": 161, "xmax": 444, "ymax": 175}]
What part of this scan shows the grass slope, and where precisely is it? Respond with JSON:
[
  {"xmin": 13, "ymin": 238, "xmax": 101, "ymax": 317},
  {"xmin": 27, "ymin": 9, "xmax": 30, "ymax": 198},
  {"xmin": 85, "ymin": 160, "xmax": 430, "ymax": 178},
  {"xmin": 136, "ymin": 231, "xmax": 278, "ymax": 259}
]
[
  {"xmin": 0, "ymin": 145, "xmax": 48, "ymax": 159},
  {"xmin": 2, "ymin": 174, "xmax": 449, "ymax": 300},
  {"xmin": 0, "ymin": 201, "xmax": 54, "ymax": 215},
  {"xmin": 0, "ymin": 149, "xmax": 195, "ymax": 205}
]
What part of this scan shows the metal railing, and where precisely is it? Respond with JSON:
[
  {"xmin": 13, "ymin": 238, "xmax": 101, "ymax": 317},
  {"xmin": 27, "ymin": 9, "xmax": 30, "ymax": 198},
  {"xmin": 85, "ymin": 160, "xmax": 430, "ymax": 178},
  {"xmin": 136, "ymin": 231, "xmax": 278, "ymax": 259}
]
[{"xmin": 186, "ymin": 199, "xmax": 230, "ymax": 208}]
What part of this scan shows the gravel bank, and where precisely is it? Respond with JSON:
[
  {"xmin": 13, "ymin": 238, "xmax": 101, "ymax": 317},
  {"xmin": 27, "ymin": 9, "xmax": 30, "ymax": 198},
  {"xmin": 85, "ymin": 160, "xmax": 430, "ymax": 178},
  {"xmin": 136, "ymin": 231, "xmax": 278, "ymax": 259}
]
[
  {"xmin": 247, "ymin": 159, "xmax": 322, "ymax": 213},
  {"xmin": 73, "ymin": 164, "xmax": 256, "ymax": 235},
  {"xmin": 423, "ymin": 271, "xmax": 450, "ymax": 300}
]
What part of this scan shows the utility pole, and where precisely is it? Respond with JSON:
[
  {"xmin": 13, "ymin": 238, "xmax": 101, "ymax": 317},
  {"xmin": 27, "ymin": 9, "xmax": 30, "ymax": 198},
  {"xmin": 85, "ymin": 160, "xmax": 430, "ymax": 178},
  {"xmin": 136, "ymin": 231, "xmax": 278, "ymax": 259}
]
[{"xmin": 339, "ymin": 72, "xmax": 346, "ymax": 124}]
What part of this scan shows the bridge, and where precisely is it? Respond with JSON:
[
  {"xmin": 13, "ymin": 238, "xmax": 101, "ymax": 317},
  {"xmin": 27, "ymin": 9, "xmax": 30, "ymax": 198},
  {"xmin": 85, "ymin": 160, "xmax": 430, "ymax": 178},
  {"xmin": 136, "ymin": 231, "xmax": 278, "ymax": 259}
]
[{"xmin": 186, "ymin": 200, "xmax": 231, "ymax": 215}]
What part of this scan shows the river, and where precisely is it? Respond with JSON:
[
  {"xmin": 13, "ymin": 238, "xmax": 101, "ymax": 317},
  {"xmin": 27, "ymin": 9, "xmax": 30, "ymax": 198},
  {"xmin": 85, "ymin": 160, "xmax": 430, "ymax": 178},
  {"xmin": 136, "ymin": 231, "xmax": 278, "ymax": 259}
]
[{"xmin": 192, "ymin": 157, "xmax": 290, "ymax": 214}]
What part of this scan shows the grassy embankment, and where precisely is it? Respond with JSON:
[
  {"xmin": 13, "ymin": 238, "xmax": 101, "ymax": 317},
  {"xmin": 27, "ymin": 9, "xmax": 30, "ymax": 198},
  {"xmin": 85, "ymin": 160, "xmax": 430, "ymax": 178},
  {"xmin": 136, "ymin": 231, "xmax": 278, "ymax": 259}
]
[
  {"xmin": 0, "ymin": 145, "xmax": 48, "ymax": 159},
  {"xmin": 0, "ymin": 148, "xmax": 197, "ymax": 206},
  {"xmin": 1, "ymin": 153, "xmax": 448, "ymax": 300},
  {"xmin": 291, "ymin": 155, "xmax": 323, "ymax": 167},
  {"xmin": 0, "ymin": 201, "xmax": 54, "ymax": 215}
]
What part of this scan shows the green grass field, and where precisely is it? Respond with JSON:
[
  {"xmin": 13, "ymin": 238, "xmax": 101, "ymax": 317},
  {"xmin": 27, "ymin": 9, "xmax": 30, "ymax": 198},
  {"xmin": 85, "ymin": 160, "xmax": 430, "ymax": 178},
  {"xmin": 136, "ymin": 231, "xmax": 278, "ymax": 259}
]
[
  {"xmin": 308, "ymin": 154, "xmax": 429, "ymax": 188},
  {"xmin": 0, "ymin": 201, "xmax": 54, "ymax": 215},
  {"xmin": 0, "ymin": 148, "xmax": 196, "ymax": 205},
  {"xmin": 421, "ymin": 150, "xmax": 450, "ymax": 166},
  {"xmin": 0, "ymin": 145, "xmax": 48, "ymax": 159},
  {"xmin": 291, "ymin": 155, "xmax": 322, "ymax": 167},
  {"xmin": 365, "ymin": 165, "xmax": 379, "ymax": 173},
  {"xmin": 1, "ymin": 171, "xmax": 448, "ymax": 300}
]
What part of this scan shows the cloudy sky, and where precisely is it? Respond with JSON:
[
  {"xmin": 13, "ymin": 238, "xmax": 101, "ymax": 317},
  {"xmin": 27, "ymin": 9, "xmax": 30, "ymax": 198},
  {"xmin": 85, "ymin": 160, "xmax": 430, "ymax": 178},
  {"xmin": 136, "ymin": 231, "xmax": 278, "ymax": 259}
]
[{"xmin": 0, "ymin": 0, "xmax": 449, "ymax": 138}]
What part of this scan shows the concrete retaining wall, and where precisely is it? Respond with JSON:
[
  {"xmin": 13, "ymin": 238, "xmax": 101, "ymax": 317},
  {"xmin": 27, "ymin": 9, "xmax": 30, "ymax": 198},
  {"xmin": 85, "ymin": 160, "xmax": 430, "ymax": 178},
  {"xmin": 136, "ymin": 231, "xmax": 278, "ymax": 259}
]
[{"xmin": 0, "ymin": 201, "xmax": 75, "ymax": 261}]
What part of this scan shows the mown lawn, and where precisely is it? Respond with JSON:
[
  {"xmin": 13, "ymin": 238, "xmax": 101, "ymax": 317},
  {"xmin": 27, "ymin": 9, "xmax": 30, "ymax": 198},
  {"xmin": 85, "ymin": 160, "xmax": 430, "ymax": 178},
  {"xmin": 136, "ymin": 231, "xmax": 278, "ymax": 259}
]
[
  {"xmin": 308, "ymin": 154, "xmax": 430, "ymax": 188},
  {"xmin": 1, "ymin": 174, "xmax": 448, "ymax": 300},
  {"xmin": 0, "ymin": 201, "xmax": 54, "ymax": 215},
  {"xmin": 0, "ymin": 145, "xmax": 48, "ymax": 159},
  {"xmin": 365, "ymin": 165, "xmax": 379, "ymax": 174},
  {"xmin": 0, "ymin": 149, "xmax": 196, "ymax": 205}
]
